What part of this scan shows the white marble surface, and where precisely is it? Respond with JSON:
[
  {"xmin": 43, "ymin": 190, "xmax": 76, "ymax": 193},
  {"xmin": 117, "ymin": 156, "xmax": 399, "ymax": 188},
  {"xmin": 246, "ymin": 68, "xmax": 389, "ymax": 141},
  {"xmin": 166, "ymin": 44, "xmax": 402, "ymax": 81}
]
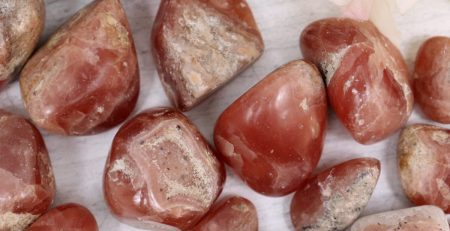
[{"xmin": 1, "ymin": 0, "xmax": 450, "ymax": 230}]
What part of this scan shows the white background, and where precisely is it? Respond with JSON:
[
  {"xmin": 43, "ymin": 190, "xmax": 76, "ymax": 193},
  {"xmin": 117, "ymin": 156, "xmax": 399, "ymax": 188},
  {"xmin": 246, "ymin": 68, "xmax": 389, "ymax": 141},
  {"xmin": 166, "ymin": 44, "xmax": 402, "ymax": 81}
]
[{"xmin": 1, "ymin": 0, "xmax": 450, "ymax": 230}]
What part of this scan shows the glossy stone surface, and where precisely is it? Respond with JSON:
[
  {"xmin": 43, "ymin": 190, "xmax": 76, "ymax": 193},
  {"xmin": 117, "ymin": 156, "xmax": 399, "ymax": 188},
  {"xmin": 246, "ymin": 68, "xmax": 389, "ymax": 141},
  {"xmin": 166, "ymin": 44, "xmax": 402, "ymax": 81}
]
[
  {"xmin": 290, "ymin": 158, "xmax": 380, "ymax": 231},
  {"xmin": 350, "ymin": 206, "xmax": 450, "ymax": 231},
  {"xmin": 0, "ymin": 0, "xmax": 45, "ymax": 89},
  {"xmin": 104, "ymin": 108, "xmax": 225, "ymax": 230},
  {"xmin": 0, "ymin": 109, "xmax": 55, "ymax": 231},
  {"xmin": 152, "ymin": 0, "xmax": 264, "ymax": 111},
  {"xmin": 214, "ymin": 60, "xmax": 327, "ymax": 196},
  {"xmin": 19, "ymin": 0, "xmax": 139, "ymax": 135},
  {"xmin": 300, "ymin": 18, "xmax": 413, "ymax": 144},
  {"xmin": 398, "ymin": 124, "xmax": 450, "ymax": 212},
  {"xmin": 27, "ymin": 203, "xmax": 98, "ymax": 231},
  {"xmin": 191, "ymin": 196, "xmax": 258, "ymax": 231},
  {"xmin": 414, "ymin": 36, "xmax": 450, "ymax": 124}
]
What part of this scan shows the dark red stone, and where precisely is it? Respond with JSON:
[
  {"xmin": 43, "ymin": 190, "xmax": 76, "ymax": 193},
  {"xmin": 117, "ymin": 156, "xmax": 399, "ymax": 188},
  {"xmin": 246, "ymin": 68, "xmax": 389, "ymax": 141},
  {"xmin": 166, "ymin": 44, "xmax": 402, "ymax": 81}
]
[
  {"xmin": 104, "ymin": 108, "xmax": 225, "ymax": 230},
  {"xmin": 214, "ymin": 60, "xmax": 327, "ymax": 196},
  {"xmin": 192, "ymin": 196, "xmax": 258, "ymax": 231},
  {"xmin": 27, "ymin": 203, "xmax": 98, "ymax": 231},
  {"xmin": 398, "ymin": 124, "xmax": 450, "ymax": 212},
  {"xmin": 19, "ymin": 0, "xmax": 139, "ymax": 135},
  {"xmin": 301, "ymin": 18, "xmax": 413, "ymax": 144},
  {"xmin": 152, "ymin": 0, "xmax": 264, "ymax": 111},
  {"xmin": 290, "ymin": 158, "xmax": 380, "ymax": 231},
  {"xmin": 414, "ymin": 36, "xmax": 450, "ymax": 124},
  {"xmin": 0, "ymin": 109, "xmax": 55, "ymax": 230}
]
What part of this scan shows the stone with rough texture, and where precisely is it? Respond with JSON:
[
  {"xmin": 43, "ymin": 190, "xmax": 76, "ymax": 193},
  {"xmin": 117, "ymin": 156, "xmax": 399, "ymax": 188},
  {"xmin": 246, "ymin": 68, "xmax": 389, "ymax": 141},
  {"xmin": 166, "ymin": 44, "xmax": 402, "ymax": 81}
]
[
  {"xmin": 191, "ymin": 196, "xmax": 258, "ymax": 231},
  {"xmin": 19, "ymin": 0, "xmax": 139, "ymax": 135},
  {"xmin": 104, "ymin": 107, "xmax": 225, "ymax": 230},
  {"xmin": 290, "ymin": 158, "xmax": 380, "ymax": 231},
  {"xmin": 398, "ymin": 124, "xmax": 450, "ymax": 212},
  {"xmin": 350, "ymin": 205, "xmax": 450, "ymax": 231},
  {"xmin": 214, "ymin": 60, "xmax": 327, "ymax": 196},
  {"xmin": 152, "ymin": 0, "xmax": 264, "ymax": 111},
  {"xmin": 0, "ymin": 109, "xmax": 55, "ymax": 231},
  {"xmin": 414, "ymin": 36, "xmax": 450, "ymax": 124},
  {"xmin": 27, "ymin": 203, "xmax": 98, "ymax": 231},
  {"xmin": 300, "ymin": 18, "xmax": 413, "ymax": 144},
  {"xmin": 0, "ymin": 0, "xmax": 45, "ymax": 89}
]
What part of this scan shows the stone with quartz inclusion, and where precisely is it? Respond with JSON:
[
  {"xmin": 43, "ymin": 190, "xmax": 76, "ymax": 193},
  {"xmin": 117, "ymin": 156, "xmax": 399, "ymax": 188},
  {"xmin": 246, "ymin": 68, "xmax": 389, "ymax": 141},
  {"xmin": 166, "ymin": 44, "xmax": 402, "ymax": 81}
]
[
  {"xmin": 152, "ymin": 0, "xmax": 264, "ymax": 111},
  {"xmin": 27, "ymin": 203, "xmax": 98, "ymax": 231},
  {"xmin": 398, "ymin": 124, "xmax": 450, "ymax": 212},
  {"xmin": 103, "ymin": 107, "xmax": 225, "ymax": 230},
  {"xmin": 0, "ymin": 109, "xmax": 55, "ymax": 231},
  {"xmin": 191, "ymin": 196, "xmax": 258, "ymax": 231},
  {"xmin": 0, "ymin": 0, "xmax": 45, "ymax": 89},
  {"xmin": 19, "ymin": 0, "xmax": 139, "ymax": 135},
  {"xmin": 350, "ymin": 206, "xmax": 450, "ymax": 231},
  {"xmin": 300, "ymin": 18, "xmax": 413, "ymax": 144},
  {"xmin": 214, "ymin": 60, "xmax": 327, "ymax": 196},
  {"xmin": 290, "ymin": 158, "xmax": 380, "ymax": 231},
  {"xmin": 414, "ymin": 36, "xmax": 450, "ymax": 124}
]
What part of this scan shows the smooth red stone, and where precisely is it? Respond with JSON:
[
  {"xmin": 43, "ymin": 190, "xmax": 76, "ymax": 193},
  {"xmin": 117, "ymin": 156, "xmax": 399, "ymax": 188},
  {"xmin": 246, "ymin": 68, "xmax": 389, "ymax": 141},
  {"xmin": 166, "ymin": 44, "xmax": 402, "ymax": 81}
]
[
  {"xmin": 27, "ymin": 203, "xmax": 98, "ymax": 231},
  {"xmin": 104, "ymin": 108, "xmax": 225, "ymax": 230},
  {"xmin": 290, "ymin": 158, "xmax": 381, "ymax": 231},
  {"xmin": 214, "ymin": 60, "xmax": 327, "ymax": 196},
  {"xmin": 350, "ymin": 206, "xmax": 450, "ymax": 231},
  {"xmin": 19, "ymin": 0, "xmax": 139, "ymax": 135},
  {"xmin": 398, "ymin": 124, "xmax": 450, "ymax": 212},
  {"xmin": 0, "ymin": 109, "xmax": 55, "ymax": 231},
  {"xmin": 414, "ymin": 36, "xmax": 450, "ymax": 124},
  {"xmin": 0, "ymin": 0, "xmax": 45, "ymax": 89},
  {"xmin": 300, "ymin": 18, "xmax": 413, "ymax": 144},
  {"xmin": 191, "ymin": 196, "xmax": 258, "ymax": 231},
  {"xmin": 152, "ymin": 0, "xmax": 264, "ymax": 111}
]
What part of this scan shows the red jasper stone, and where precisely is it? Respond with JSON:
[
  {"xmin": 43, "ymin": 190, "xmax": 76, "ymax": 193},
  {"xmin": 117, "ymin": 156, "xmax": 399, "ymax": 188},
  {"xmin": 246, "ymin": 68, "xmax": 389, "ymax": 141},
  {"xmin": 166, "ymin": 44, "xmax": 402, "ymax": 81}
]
[
  {"xmin": 0, "ymin": 0, "xmax": 45, "ymax": 89},
  {"xmin": 0, "ymin": 109, "xmax": 55, "ymax": 231},
  {"xmin": 19, "ymin": 0, "xmax": 139, "ymax": 135},
  {"xmin": 414, "ymin": 36, "xmax": 450, "ymax": 124},
  {"xmin": 214, "ymin": 60, "xmax": 327, "ymax": 196},
  {"xmin": 300, "ymin": 18, "xmax": 413, "ymax": 144},
  {"xmin": 103, "ymin": 108, "xmax": 225, "ymax": 230},
  {"xmin": 350, "ymin": 206, "xmax": 450, "ymax": 231},
  {"xmin": 191, "ymin": 196, "xmax": 258, "ymax": 231},
  {"xmin": 152, "ymin": 0, "xmax": 264, "ymax": 111},
  {"xmin": 27, "ymin": 203, "xmax": 98, "ymax": 231},
  {"xmin": 398, "ymin": 124, "xmax": 450, "ymax": 212},
  {"xmin": 290, "ymin": 158, "xmax": 380, "ymax": 231}
]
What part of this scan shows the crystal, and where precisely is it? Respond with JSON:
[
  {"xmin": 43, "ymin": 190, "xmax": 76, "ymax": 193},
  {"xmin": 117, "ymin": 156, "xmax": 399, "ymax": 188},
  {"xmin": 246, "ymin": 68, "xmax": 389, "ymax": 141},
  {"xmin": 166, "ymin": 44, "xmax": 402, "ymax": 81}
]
[
  {"xmin": 300, "ymin": 18, "xmax": 413, "ymax": 144},
  {"xmin": 290, "ymin": 158, "xmax": 380, "ymax": 230},
  {"xmin": 19, "ymin": 0, "xmax": 139, "ymax": 135},
  {"xmin": 151, "ymin": 0, "xmax": 264, "ymax": 111},
  {"xmin": 214, "ymin": 60, "xmax": 327, "ymax": 196},
  {"xmin": 0, "ymin": 109, "xmax": 55, "ymax": 231},
  {"xmin": 104, "ymin": 108, "xmax": 225, "ymax": 230}
]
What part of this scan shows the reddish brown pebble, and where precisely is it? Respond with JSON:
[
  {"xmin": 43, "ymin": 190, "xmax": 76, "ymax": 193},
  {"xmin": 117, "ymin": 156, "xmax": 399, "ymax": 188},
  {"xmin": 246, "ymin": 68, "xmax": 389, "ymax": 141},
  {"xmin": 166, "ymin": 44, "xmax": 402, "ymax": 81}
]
[
  {"xmin": 19, "ymin": 0, "xmax": 139, "ymax": 135},
  {"xmin": 300, "ymin": 18, "xmax": 413, "ymax": 144},
  {"xmin": 152, "ymin": 0, "xmax": 264, "ymax": 111},
  {"xmin": 27, "ymin": 203, "xmax": 98, "ymax": 231},
  {"xmin": 103, "ymin": 108, "xmax": 225, "ymax": 230},
  {"xmin": 290, "ymin": 158, "xmax": 381, "ymax": 231},
  {"xmin": 191, "ymin": 196, "xmax": 258, "ymax": 231},
  {"xmin": 350, "ymin": 206, "xmax": 450, "ymax": 231},
  {"xmin": 0, "ymin": 109, "xmax": 55, "ymax": 231},
  {"xmin": 0, "ymin": 0, "xmax": 45, "ymax": 89},
  {"xmin": 398, "ymin": 124, "xmax": 450, "ymax": 212},
  {"xmin": 214, "ymin": 60, "xmax": 327, "ymax": 196},
  {"xmin": 414, "ymin": 36, "xmax": 450, "ymax": 124}
]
